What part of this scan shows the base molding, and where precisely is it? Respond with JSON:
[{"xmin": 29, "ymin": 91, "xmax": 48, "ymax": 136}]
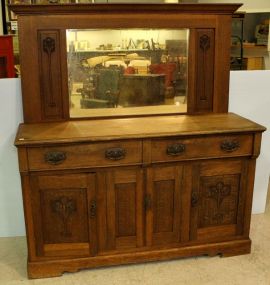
[{"xmin": 28, "ymin": 239, "xmax": 251, "ymax": 279}]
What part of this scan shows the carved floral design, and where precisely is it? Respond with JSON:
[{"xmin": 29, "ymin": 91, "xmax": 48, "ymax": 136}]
[
  {"xmin": 206, "ymin": 181, "xmax": 231, "ymax": 224},
  {"xmin": 200, "ymin": 34, "xmax": 210, "ymax": 51},
  {"xmin": 43, "ymin": 37, "xmax": 55, "ymax": 55},
  {"xmin": 42, "ymin": 36, "xmax": 56, "ymax": 107},
  {"xmin": 51, "ymin": 196, "xmax": 77, "ymax": 237},
  {"xmin": 199, "ymin": 34, "xmax": 211, "ymax": 101}
]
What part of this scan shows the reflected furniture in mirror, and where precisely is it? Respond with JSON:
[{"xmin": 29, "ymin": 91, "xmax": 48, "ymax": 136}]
[{"xmin": 10, "ymin": 3, "xmax": 266, "ymax": 279}]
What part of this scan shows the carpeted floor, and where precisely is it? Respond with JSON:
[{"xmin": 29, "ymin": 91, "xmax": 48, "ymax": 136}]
[{"xmin": 0, "ymin": 202, "xmax": 269, "ymax": 285}]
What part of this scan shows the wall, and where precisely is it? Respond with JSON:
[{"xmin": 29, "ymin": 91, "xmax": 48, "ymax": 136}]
[
  {"xmin": 0, "ymin": 78, "xmax": 24, "ymax": 237},
  {"xmin": 229, "ymin": 71, "xmax": 270, "ymax": 213},
  {"xmin": 0, "ymin": 72, "xmax": 269, "ymax": 237}
]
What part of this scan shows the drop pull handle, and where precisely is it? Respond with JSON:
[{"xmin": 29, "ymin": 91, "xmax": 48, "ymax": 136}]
[
  {"xmin": 105, "ymin": 147, "xmax": 126, "ymax": 160},
  {"xmin": 167, "ymin": 143, "xmax": 185, "ymax": 156},
  {"xmin": 220, "ymin": 140, "xmax": 240, "ymax": 152},
  {"xmin": 45, "ymin": 151, "xmax": 66, "ymax": 165}
]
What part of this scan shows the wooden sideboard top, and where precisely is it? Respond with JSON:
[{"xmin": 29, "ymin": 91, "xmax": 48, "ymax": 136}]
[
  {"xmin": 15, "ymin": 113, "xmax": 266, "ymax": 146},
  {"xmin": 9, "ymin": 3, "xmax": 241, "ymax": 16}
]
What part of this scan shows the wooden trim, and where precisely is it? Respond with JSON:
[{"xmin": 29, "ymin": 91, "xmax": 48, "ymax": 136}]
[
  {"xmin": 9, "ymin": 4, "xmax": 242, "ymax": 16},
  {"xmin": 87, "ymin": 173, "xmax": 98, "ymax": 256},
  {"xmin": 187, "ymin": 29, "xmax": 196, "ymax": 114},
  {"xmin": 234, "ymin": 159, "xmax": 247, "ymax": 236},
  {"xmin": 30, "ymin": 176, "xmax": 44, "ymax": 257},
  {"xmin": 181, "ymin": 164, "xmax": 192, "ymax": 243},
  {"xmin": 242, "ymin": 159, "xmax": 256, "ymax": 237},
  {"xmin": 17, "ymin": 147, "xmax": 29, "ymax": 172},
  {"xmin": 146, "ymin": 168, "xmax": 153, "ymax": 247},
  {"xmin": 96, "ymin": 171, "xmax": 107, "ymax": 253},
  {"xmin": 27, "ymin": 239, "xmax": 251, "ymax": 278},
  {"xmin": 197, "ymin": 225, "xmax": 237, "ymax": 241},
  {"xmin": 17, "ymin": 17, "xmax": 42, "ymax": 123},
  {"xmin": 142, "ymin": 139, "xmax": 151, "ymax": 166},
  {"xmin": 252, "ymin": 133, "xmax": 263, "ymax": 158},
  {"xmin": 60, "ymin": 29, "xmax": 70, "ymax": 120},
  {"xmin": 44, "ymin": 243, "xmax": 90, "ymax": 257},
  {"xmin": 21, "ymin": 175, "xmax": 37, "ymax": 262},
  {"xmin": 106, "ymin": 171, "xmax": 116, "ymax": 251},
  {"xmin": 14, "ymin": 114, "xmax": 266, "ymax": 146},
  {"xmin": 136, "ymin": 168, "xmax": 144, "ymax": 248},
  {"xmin": 189, "ymin": 164, "xmax": 200, "ymax": 241},
  {"xmin": 213, "ymin": 15, "xmax": 232, "ymax": 113}
]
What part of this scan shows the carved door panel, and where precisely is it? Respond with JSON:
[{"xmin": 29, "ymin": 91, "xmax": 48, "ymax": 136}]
[
  {"xmin": 190, "ymin": 159, "xmax": 247, "ymax": 242},
  {"xmin": 146, "ymin": 165, "xmax": 182, "ymax": 246},
  {"xmin": 98, "ymin": 168, "xmax": 144, "ymax": 252},
  {"xmin": 31, "ymin": 173, "xmax": 97, "ymax": 257}
]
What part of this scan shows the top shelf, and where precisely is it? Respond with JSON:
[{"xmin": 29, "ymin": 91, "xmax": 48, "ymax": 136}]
[
  {"xmin": 15, "ymin": 113, "xmax": 265, "ymax": 146},
  {"xmin": 9, "ymin": 3, "xmax": 242, "ymax": 16}
]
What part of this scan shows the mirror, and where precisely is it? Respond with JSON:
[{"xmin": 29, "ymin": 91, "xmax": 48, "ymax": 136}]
[{"xmin": 67, "ymin": 28, "xmax": 189, "ymax": 118}]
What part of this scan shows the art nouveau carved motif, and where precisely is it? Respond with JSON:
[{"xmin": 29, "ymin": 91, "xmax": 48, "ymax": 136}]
[
  {"xmin": 196, "ymin": 174, "xmax": 240, "ymax": 228},
  {"xmin": 43, "ymin": 37, "xmax": 56, "ymax": 107},
  {"xmin": 199, "ymin": 34, "xmax": 210, "ymax": 51},
  {"xmin": 51, "ymin": 196, "xmax": 77, "ymax": 237},
  {"xmin": 206, "ymin": 181, "xmax": 231, "ymax": 224},
  {"xmin": 39, "ymin": 31, "xmax": 63, "ymax": 120},
  {"xmin": 195, "ymin": 29, "xmax": 214, "ymax": 111},
  {"xmin": 43, "ymin": 37, "xmax": 56, "ymax": 55},
  {"xmin": 199, "ymin": 34, "xmax": 210, "ymax": 101}
]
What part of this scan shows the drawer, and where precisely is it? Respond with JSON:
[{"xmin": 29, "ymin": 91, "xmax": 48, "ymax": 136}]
[
  {"xmin": 27, "ymin": 140, "xmax": 142, "ymax": 170},
  {"xmin": 151, "ymin": 134, "xmax": 253, "ymax": 162}
]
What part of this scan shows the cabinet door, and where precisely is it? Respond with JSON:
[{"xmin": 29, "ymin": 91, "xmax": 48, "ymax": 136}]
[
  {"xmin": 146, "ymin": 165, "xmax": 183, "ymax": 246},
  {"xmin": 190, "ymin": 159, "xmax": 247, "ymax": 242},
  {"xmin": 98, "ymin": 168, "xmax": 144, "ymax": 252},
  {"xmin": 31, "ymin": 173, "xmax": 97, "ymax": 257}
]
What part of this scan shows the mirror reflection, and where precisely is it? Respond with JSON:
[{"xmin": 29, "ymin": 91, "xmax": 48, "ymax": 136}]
[{"xmin": 67, "ymin": 29, "xmax": 188, "ymax": 118}]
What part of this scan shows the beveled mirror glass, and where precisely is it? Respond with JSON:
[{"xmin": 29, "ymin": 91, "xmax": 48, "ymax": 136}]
[{"xmin": 67, "ymin": 28, "xmax": 189, "ymax": 118}]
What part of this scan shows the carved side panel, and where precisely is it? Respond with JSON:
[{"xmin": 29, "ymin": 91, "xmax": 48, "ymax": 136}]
[
  {"xmin": 31, "ymin": 173, "xmax": 97, "ymax": 257},
  {"xmin": 190, "ymin": 160, "xmax": 247, "ymax": 241},
  {"xmin": 38, "ymin": 31, "xmax": 63, "ymax": 120},
  {"xmin": 195, "ymin": 29, "xmax": 215, "ymax": 112},
  {"xmin": 41, "ymin": 188, "xmax": 89, "ymax": 244},
  {"xmin": 198, "ymin": 175, "xmax": 240, "ymax": 228}
]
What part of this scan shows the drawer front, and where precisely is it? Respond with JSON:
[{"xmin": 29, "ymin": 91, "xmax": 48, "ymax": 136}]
[
  {"xmin": 27, "ymin": 140, "xmax": 142, "ymax": 170},
  {"xmin": 151, "ymin": 134, "xmax": 253, "ymax": 162}
]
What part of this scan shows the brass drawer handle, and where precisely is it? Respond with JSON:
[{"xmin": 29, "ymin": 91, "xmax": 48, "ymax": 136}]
[
  {"xmin": 167, "ymin": 143, "xmax": 185, "ymax": 156},
  {"xmin": 220, "ymin": 140, "xmax": 240, "ymax": 152},
  {"xmin": 105, "ymin": 147, "xmax": 126, "ymax": 160},
  {"xmin": 44, "ymin": 151, "xmax": 66, "ymax": 165}
]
